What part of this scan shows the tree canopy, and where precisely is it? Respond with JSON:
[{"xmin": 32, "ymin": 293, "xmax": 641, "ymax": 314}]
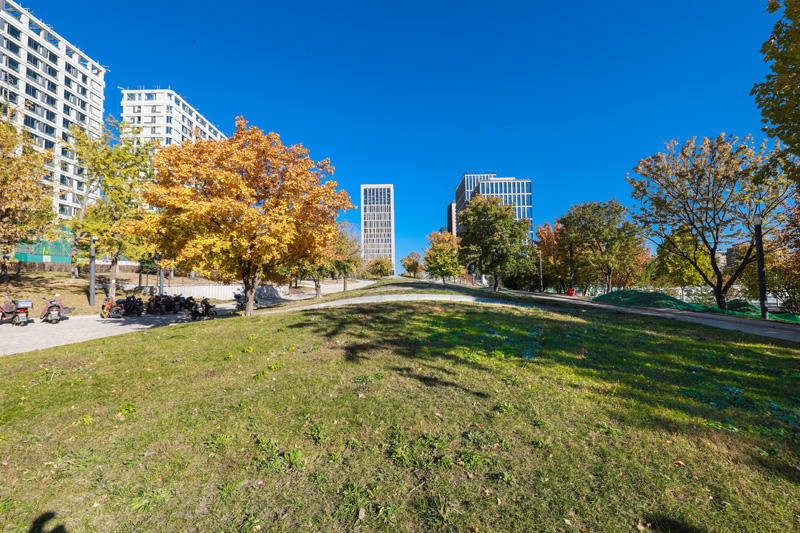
[
  {"xmin": 752, "ymin": 0, "xmax": 800, "ymax": 184},
  {"xmin": 558, "ymin": 199, "xmax": 643, "ymax": 293},
  {"xmin": 400, "ymin": 251, "xmax": 423, "ymax": 278},
  {"xmin": 124, "ymin": 117, "xmax": 352, "ymax": 315},
  {"xmin": 457, "ymin": 195, "xmax": 529, "ymax": 291},
  {"xmin": 628, "ymin": 134, "xmax": 795, "ymax": 309},
  {"xmin": 423, "ymin": 232, "xmax": 461, "ymax": 283},
  {"xmin": 0, "ymin": 107, "xmax": 54, "ymax": 282},
  {"xmin": 367, "ymin": 257, "xmax": 393, "ymax": 278},
  {"xmin": 70, "ymin": 119, "xmax": 157, "ymax": 299}
]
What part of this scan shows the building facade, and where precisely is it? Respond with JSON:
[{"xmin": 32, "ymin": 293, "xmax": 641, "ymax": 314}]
[
  {"xmin": 455, "ymin": 171, "xmax": 496, "ymax": 213},
  {"xmin": 446, "ymin": 200, "xmax": 457, "ymax": 236},
  {"xmin": 119, "ymin": 88, "xmax": 225, "ymax": 147},
  {"xmin": 0, "ymin": 0, "xmax": 106, "ymax": 222},
  {"xmin": 360, "ymin": 184, "xmax": 395, "ymax": 274},
  {"xmin": 453, "ymin": 172, "xmax": 533, "ymax": 240}
]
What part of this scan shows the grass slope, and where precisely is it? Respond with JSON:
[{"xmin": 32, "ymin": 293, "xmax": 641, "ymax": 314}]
[{"xmin": 1, "ymin": 301, "xmax": 799, "ymax": 532}]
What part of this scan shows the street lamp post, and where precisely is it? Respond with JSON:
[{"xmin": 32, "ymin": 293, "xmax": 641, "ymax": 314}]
[
  {"xmin": 89, "ymin": 236, "xmax": 97, "ymax": 306},
  {"xmin": 537, "ymin": 248, "xmax": 543, "ymax": 293},
  {"xmin": 754, "ymin": 213, "xmax": 769, "ymax": 320}
]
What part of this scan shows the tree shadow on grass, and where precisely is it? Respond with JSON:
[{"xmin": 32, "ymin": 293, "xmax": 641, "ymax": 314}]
[
  {"xmin": 28, "ymin": 512, "xmax": 66, "ymax": 533},
  {"xmin": 643, "ymin": 513, "xmax": 707, "ymax": 533},
  {"xmin": 287, "ymin": 301, "xmax": 800, "ymax": 466}
]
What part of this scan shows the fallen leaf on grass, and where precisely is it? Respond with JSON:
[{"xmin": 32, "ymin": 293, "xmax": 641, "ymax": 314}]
[
  {"xmin": 434, "ymin": 412, "xmax": 444, "ymax": 420},
  {"xmin": 358, "ymin": 393, "xmax": 366, "ymax": 399},
  {"xmin": 467, "ymin": 472, "xmax": 474, "ymax": 479},
  {"xmin": 673, "ymin": 460, "xmax": 686, "ymax": 467}
]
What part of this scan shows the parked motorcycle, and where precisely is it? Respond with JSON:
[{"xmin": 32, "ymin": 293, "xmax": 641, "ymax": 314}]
[
  {"xmin": 40, "ymin": 294, "xmax": 69, "ymax": 323},
  {"xmin": 190, "ymin": 297, "xmax": 217, "ymax": 321},
  {"xmin": 234, "ymin": 293, "xmax": 272, "ymax": 311},
  {"xmin": 146, "ymin": 294, "xmax": 169, "ymax": 315},
  {"xmin": 100, "ymin": 295, "xmax": 123, "ymax": 319},
  {"xmin": 120, "ymin": 295, "xmax": 143, "ymax": 317},
  {"xmin": 2, "ymin": 296, "xmax": 32, "ymax": 326}
]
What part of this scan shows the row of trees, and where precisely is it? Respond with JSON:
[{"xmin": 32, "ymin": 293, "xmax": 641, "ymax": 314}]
[{"xmin": 0, "ymin": 107, "xmax": 358, "ymax": 315}]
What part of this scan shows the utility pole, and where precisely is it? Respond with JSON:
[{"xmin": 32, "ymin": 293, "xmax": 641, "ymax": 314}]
[
  {"xmin": 538, "ymin": 248, "xmax": 543, "ymax": 292},
  {"xmin": 755, "ymin": 213, "xmax": 769, "ymax": 320}
]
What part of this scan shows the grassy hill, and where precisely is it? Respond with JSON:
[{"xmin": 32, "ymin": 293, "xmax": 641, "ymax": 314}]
[{"xmin": 1, "ymin": 298, "xmax": 799, "ymax": 531}]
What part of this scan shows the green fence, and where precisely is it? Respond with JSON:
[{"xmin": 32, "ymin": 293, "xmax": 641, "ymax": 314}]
[{"xmin": 13, "ymin": 230, "xmax": 73, "ymax": 263}]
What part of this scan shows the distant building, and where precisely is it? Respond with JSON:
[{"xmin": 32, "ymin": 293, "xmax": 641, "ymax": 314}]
[
  {"xmin": 360, "ymin": 184, "xmax": 395, "ymax": 274},
  {"xmin": 454, "ymin": 172, "xmax": 533, "ymax": 241},
  {"xmin": 0, "ymin": 0, "xmax": 107, "ymax": 222},
  {"xmin": 120, "ymin": 88, "xmax": 226, "ymax": 147},
  {"xmin": 446, "ymin": 200, "xmax": 457, "ymax": 236},
  {"xmin": 715, "ymin": 251, "xmax": 727, "ymax": 269}
]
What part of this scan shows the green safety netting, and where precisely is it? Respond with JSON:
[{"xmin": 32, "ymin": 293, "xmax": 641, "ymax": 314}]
[{"xmin": 593, "ymin": 290, "xmax": 800, "ymax": 324}]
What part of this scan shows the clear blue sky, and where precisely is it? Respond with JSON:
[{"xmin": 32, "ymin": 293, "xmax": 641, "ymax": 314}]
[{"xmin": 32, "ymin": 0, "xmax": 775, "ymax": 271}]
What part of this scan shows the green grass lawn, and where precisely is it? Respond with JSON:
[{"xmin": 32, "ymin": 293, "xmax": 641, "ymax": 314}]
[{"xmin": 1, "ymin": 300, "xmax": 799, "ymax": 532}]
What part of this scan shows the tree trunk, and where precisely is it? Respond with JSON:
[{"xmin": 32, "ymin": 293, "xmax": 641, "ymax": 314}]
[
  {"xmin": 314, "ymin": 278, "xmax": 322, "ymax": 299},
  {"xmin": 606, "ymin": 269, "xmax": 613, "ymax": 294},
  {"xmin": 139, "ymin": 271, "xmax": 142, "ymax": 287},
  {"xmin": 109, "ymin": 256, "xmax": 119, "ymax": 301},
  {"xmin": 0, "ymin": 258, "xmax": 7, "ymax": 284},
  {"xmin": 493, "ymin": 275, "xmax": 500, "ymax": 292},
  {"xmin": 569, "ymin": 243, "xmax": 574, "ymax": 288},
  {"xmin": 714, "ymin": 287, "xmax": 728, "ymax": 310},
  {"xmin": 343, "ymin": 275, "xmax": 348, "ymax": 292},
  {"xmin": 242, "ymin": 269, "xmax": 261, "ymax": 316}
]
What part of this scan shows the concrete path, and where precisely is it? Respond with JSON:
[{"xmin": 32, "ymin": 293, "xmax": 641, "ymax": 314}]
[
  {"xmin": 2, "ymin": 286, "xmax": 797, "ymax": 357},
  {"xmin": 0, "ymin": 303, "xmax": 239, "ymax": 356},
  {"xmin": 502, "ymin": 290, "xmax": 800, "ymax": 344}
]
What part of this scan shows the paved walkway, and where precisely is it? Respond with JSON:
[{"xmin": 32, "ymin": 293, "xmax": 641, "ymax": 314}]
[
  {"xmin": 502, "ymin": 290, "xmax": 800, "ymax": 344},
  {"xmin": 2, "ymin": 286, "xmax": 797, "ymax": 357},
  {"xmin": 0, "ymin": 280, "xmax": 376, "ymax": 356}
]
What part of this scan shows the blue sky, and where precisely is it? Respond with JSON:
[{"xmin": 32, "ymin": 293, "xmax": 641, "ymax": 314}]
[{"xmin": 32, "ymin": 0, "xmax": 776, "ymax": 271}]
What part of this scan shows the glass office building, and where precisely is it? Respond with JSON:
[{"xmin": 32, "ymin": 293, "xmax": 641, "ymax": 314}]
[
  {"xmin": 471, "ymin": 177, "xmax": 533, "ymax": 240},
  {"xmin": 360, "ymin": 184, "xmax": 395, "ymax": 274}
]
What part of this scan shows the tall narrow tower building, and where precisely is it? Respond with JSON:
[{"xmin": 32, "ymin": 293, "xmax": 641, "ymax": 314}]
[{"xmin": 360, "ymin": 184, "xmax": 395, "ymax": 274}]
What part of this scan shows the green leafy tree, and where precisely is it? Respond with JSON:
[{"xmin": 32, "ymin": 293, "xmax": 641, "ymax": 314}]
[
  {"xmin": 752, "ymin": 0, "xmax": 800, "ymax": 184},
  {"xmin": 457, "ymin": 195, "xmax": 529, "ymax": 291},
  {"xmin": 329, "ymin": 222, "xmax": 362, "ymax": 291},
  {"xmin": 70, "ymin": 119, "xmax": 157, "ymax": 300},
  {"xmin": 558, "ymin": 200, "xmax": 642, "ymax": 293},
  {"xmin": 400, "ymin": 251, "xmax": 423, "ymax": 278},
  {"xmin": 367, "ymin": 257, "xmax": 393, "ymax": 278},
  {"xmin": 653, "ymin": 227, "xmax": 710, "ymax": 299},
  {"xmin": 0, "ymin": 106, "xmax": 55, "ymax": 283},
  {"xmin": 423, "ymin": 231, "xmax": 461, "ymax": 283},
  {"xmin": 629, "ymin": 134, "xmax": 795, "ymax": 309},
  {"xmin": 502, "ymin": 243, "xmax": 540, "ymax": 291}
]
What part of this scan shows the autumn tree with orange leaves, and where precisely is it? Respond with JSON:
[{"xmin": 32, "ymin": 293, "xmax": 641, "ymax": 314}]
[
  {"xmin": 0, "ymin": 108, "xmax": 54, "ymax": 283},
  {"xmin": 124, "ymin": 117, "xmax": 353, "ymax": 315}
]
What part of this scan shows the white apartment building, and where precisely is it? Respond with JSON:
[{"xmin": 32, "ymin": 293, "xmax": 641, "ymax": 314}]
[
  {"xmin": 0, "ymin": 0, "xmax": 106, "ymax": 220},
  {"xmin": 119, "ymin": 88, "xmax": 225, "ymax": 148},
  {"xmin": 361, "ymin": 184, "xmax": 395, "ymax": 274}
]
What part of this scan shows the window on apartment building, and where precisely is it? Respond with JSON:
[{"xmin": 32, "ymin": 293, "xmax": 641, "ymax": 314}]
[
  {"xmin": 151, "ymin": 127, "xmax": 159, "ymax": 134},
  {"xmin": 7, "ymin": 58, "xmax": 19, "ymax": 72},
  {"xmin": 77, "ymin": 85, "xmax": 87, "ymax": 96},
  {"xmin": 76, "ymin": 180, "xmax": 84, "ymax": 191},
  {"xmin": 27, "ymin": 38, "xmax": 42, "ymax": 53},
  {"xmin": 165, "ymin": 138, "xmax": 172, "ymax": 145},
  {"xmin": 43, "ymin": 124, "xmax": 54, "ymax": 136},
  {"xmin": 23, "ymin": 115, "xmax": 38, "ymax": 129},
  {"xmin": 165, "ymin": 116, "xmax": 172, "ymax": 124},
  {"xmin": 24, "ymin": 84, "xmax": 38, "ymax": 98},
  {"xmin": 43, "ymin": 139, "xmax": 54, "ymax": 150},
  {"xmin": 7, "ymin": 24, "xmax": 20, "ymax": 40},
  {"xmin": 77, "ymin": 112, "xmax": 86, "ymax": 123},
  {"xmin": 47, "ymin": 51, "xmax": 57, "ymax": 65},
  {"xmin": 44, "ymin": 64, "xmax": 57, "ymax": 78},
  {"xmin": 5, "ymin": 41, "xmax": 20, "ymax": 56},
  {"xmin": 145, "ymin": 93, "xmax": 155, "ymax": 100},
  {"xmin": 59, "ymin": 175, "xmax": 70, "ymax": 186},
  {"xmin": 60, "ymin": 161, "xmax": 69, "ymax": 172},
  {"xmin": 145, "ymin": 116, "xmax": 155, "ymax": 124},
  {"xmin": 61, "ymin": 132, "xmax": 70, "ymax": 142},
  {"xmin": 165, "ymin": 127, "xmax": 172, "ymax": 134},
  {"xmin": 43, "ymin": 93, "xmax": 55, "ymax": 107},
  {"xmin": 151, "ymin": 106, "xmax": 159, "ymax": 113},
  {"xmin": 125, "ymin": 93, "xmax": 134, "ymax": 101},
  {"xmin": 166, "ymin": 105, "xmax": 172, "ymax": 113},
  {"xmin": 26, "ymin": 55, "xmax": 39, "ymax": 68},
  {"xmin": 46, "ymin": 80, "xmax": 56, "ymax": 93}
]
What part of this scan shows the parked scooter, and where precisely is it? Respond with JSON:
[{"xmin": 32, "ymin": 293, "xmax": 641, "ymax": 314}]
[
  {"xmin": 146, "ymin": 294, "xmax": 169, "ymax": 314},
  {"xmin": 2, "ymin": 296, "xmax": 32, "ymax": 326},
  {"xmin": 100, "ymin": 295, "xmax": 123, "ymax": 319},
  {"xmin": 40, "ymin": 294, "xmax": 69, "ymax": 323},
  {"xmin": 190, "ymin": 297, "xmax": 217, "ymax": 321},
  {"xmin": 234, "ymin": 293, "xmax": 272, "ymax": 311}
]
